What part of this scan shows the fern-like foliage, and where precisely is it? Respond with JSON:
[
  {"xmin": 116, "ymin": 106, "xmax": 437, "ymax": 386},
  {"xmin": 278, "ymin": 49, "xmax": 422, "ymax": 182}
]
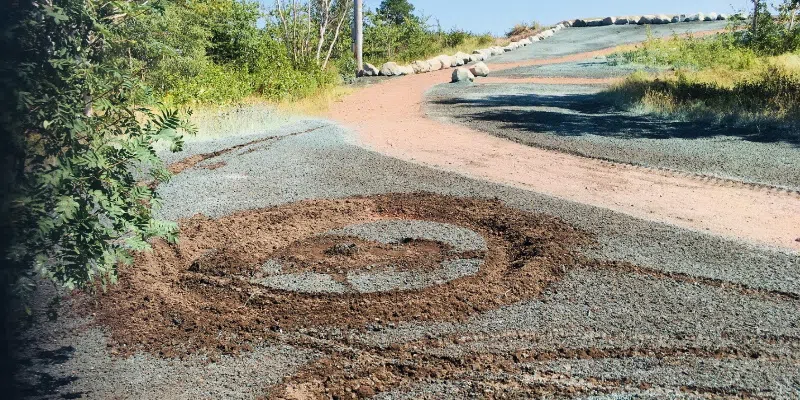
[{"xmin": 1, "ymin": 0, "xmax": 195, "ymax": 295}]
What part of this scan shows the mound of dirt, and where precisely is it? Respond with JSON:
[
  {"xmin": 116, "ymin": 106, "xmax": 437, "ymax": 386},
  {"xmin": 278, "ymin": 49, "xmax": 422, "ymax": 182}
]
[{"xmin": 87, "ymin": 193, "xmax": 595, "ymax": 358}]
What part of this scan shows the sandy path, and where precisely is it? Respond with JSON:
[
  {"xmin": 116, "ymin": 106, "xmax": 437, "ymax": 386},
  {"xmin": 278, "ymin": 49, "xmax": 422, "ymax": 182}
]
[{"xmin": 328, "ymin": 47, "xmax": 800, "ymax": 252}]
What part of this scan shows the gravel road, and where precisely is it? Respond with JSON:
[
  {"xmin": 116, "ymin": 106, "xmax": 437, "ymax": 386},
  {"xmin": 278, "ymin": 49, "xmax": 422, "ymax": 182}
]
[
  {"xmin": 427, "ymin": 21, "xmax": 800, "ymax": 190},
  {"xmin": 12, "ymin": 22, "xmax": 800, "ymax": 400}
]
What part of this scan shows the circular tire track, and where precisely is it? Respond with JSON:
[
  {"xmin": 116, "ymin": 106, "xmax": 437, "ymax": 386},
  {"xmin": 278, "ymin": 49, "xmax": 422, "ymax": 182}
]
[{"xmin": 90, "ymin": 193, "xmax": 595, "ymax": 358}]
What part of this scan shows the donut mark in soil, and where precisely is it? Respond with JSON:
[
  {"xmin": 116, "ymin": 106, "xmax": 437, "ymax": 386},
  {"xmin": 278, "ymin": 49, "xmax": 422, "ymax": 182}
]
[{"xmin": 87, "ymin": 193, "xmax": 596, "ymax": 358}]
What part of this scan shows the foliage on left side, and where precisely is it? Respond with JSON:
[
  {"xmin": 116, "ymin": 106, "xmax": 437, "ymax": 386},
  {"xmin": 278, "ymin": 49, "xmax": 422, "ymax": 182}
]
[{"xmin": 0, "ymin": 0, "xmax": 195, "ymax": 297}]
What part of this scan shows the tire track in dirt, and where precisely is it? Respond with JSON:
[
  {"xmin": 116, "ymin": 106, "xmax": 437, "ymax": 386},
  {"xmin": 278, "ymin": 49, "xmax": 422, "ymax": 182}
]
[
  {"xmin": 328, "ymin": 38, "xmax": 800, "ymax": 252},
  {"xmin": 167, "ymin": 125, "xmax": 327, "ymax": 175}
]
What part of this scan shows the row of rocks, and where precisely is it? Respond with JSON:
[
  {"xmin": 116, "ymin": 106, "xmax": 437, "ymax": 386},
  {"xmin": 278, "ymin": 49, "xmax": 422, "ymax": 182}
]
[
  {"xmin": 572, "ymin": 12, "xmax": 746, "ymax": 27},
  {"xmin": 360, "ymin": 23, "xmax": 569, "ymax": 79}
]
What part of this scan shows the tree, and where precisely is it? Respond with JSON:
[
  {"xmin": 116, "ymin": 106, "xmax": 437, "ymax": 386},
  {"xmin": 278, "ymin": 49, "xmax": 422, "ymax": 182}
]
[
  {"xmin": 753, "ymin": 0, "xmax": 760, "ymax": 33},
  {"xmin": 377, "ymin": 0, "xmax": 415, "ymax": 25},
  {"xmin": 1, "ymin": 0, "xmax": 194, "ymax": 295},
  {"xmin": 274, "ymin": 0, "xmax": 354, "ymax": 69}
]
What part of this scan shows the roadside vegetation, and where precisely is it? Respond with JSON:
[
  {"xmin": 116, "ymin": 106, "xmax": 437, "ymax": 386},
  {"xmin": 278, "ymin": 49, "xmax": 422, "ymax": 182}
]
[
  {"xmin": 0, "ymin": 0, "xmax": 504, "ymax": 300},
  {"xmin": 608, "ymin": 1, "xmax": 800, "ymax": 127},
  {"xmin": 506, "ymin": 21, "xmax": 543, "ymax": 41}
]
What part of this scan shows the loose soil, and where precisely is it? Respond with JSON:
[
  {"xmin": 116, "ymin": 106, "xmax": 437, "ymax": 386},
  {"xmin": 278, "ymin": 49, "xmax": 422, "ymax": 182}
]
[
  {"xmin": 266, "ymin": 236, "xmax": 476, "ymax": 275},
  {"xmin": 87, "ymin": 193, "xmax": 598, "ymax": 358}
]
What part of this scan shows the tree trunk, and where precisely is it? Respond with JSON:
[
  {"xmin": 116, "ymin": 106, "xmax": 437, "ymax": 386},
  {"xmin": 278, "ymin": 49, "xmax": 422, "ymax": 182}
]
[{"xmin": 753, "ymin": 0, "xmax": 759, "ymax": 34}]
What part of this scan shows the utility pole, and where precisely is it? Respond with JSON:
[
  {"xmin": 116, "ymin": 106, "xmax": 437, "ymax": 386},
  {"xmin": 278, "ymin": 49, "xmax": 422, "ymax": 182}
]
[
  {"xmin": 354, "ymin": 0, "xmax": 363, "ymax": 76},
  {"xmin": 753, "ymin": 0, "xmax": 759, "ymax": 34}
]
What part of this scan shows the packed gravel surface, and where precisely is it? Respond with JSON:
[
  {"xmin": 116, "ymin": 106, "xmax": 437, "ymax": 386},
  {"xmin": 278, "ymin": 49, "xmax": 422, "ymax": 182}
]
[
  {"xmin": 12, "ymin": 22, "xmax": 800, "ymax": 400},
  {"xmin": 425, "ymin": 82, "xmax": 800, "ymax": 189},
  {"xmin": 425, "ymin": 21, "xmax": 800, "ymax": 190},
  {"xmin": 486, "ymin": 21, "xmax": 729, "ymax": 63},
  {"xmin": 492, "ymin": 57, "xmax": 664, "ymax": 79}
]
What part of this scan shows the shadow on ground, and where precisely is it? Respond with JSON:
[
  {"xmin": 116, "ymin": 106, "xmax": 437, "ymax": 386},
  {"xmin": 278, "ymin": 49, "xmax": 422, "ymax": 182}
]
[
  {"xmin": 432, "ymin": 93, "xmax": 800, "ymax": 146},
  {"xmin": 14, "ymin": 346, "xmax": 85, "ymax": 399}
]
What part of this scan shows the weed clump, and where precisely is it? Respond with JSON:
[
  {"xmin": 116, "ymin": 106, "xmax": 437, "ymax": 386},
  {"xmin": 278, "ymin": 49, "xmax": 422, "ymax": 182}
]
[{"xmin": 608, "ymin": 32, "xmax": 800, "ymax": 128}]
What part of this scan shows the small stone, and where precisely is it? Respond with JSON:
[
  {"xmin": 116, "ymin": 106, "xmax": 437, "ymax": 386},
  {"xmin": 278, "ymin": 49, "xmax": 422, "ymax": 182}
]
[{"xmin": 356, "ymin": 386, "xmax": 375, "ymax": 398}]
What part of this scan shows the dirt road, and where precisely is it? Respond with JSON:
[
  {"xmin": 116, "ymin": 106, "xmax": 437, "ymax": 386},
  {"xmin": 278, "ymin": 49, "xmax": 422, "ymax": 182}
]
[{"xmin": 329, "ymin": 38, "xmax": 800, "ymax": 252}]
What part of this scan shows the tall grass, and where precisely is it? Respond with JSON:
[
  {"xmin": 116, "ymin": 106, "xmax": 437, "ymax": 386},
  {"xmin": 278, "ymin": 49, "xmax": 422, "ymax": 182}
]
[
  {"xmin": 608, "ymin": 34, "xmax": 800, "ymax": 126},
  {"xmin": 608, "ymin": 32, "xmax": 758, "ymax": 70}
]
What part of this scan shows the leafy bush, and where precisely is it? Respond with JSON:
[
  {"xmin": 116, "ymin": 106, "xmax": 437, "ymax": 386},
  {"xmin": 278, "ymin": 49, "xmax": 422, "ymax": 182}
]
[
  {"xmin": 363, "ymin": 12, "xmax": 494, "ymax": 65},
  {"xmin": 737, "ymin": 0, "xmax": 800, "ymax": 55},
  {"xmin": 1, "ymin": 0, "xmax": 194, "ymax": 293}
]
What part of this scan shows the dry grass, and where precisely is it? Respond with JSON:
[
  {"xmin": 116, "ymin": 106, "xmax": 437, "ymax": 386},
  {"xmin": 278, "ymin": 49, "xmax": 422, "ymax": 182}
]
[
  {"xmin": 276, "ymin": 85, "xmax": 354, "ymax": 116},
  {"xmin": 608, "ymin": 34, "xmax": 800, "ymax": 126}
]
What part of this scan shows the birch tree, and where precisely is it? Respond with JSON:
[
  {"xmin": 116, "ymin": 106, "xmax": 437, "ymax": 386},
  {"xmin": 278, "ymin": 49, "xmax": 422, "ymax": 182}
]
[{"xmin": 274, "ymin": 0, "xmax": 353, "ymax": 70}]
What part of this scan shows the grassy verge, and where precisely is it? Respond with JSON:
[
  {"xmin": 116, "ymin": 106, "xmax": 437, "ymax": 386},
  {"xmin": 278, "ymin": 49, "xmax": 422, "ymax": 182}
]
[{"xmin": 607, "ymin": 34, "xmax": 800, "ymax": 127}]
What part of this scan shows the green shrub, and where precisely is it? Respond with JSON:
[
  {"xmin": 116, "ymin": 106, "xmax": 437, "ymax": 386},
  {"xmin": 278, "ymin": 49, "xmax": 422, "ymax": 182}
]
[
  {"xmin": 363, "ymin": 11, "xmax": 495, "ymax": 65},
  {"xmin": 1, "ymin": 0, "xmax": 194, "ymax": 293},
  {"xmin": 609, "ymin": 33, "xmax": 758, "ymax": 70}
]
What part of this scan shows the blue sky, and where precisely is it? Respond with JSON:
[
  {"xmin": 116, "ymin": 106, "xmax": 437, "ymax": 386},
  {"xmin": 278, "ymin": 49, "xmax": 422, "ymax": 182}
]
[{"xmin": 366, "ymin": 0, "xmax": 754, "ymax": 35}]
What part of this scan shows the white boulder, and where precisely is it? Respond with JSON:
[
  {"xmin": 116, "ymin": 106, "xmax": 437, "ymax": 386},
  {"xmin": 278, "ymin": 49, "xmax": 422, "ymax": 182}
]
[
  {"xmin": 360, "ymin": 63, "xmax": 379, "ymax": 77},
  {"xmin": 451, "ymin": 67, "xmax": 475, "ymax": 83},
  {"xmin": 585, "ymin": 18, "xmax": 604, "ymax": 27},
  {"xmin": 379, "ymin": 62, "xmax": 401, "ymax": 76},
  {"xmin": 411, "ymin": 60, "xmax": 431, "ymax": 73},
  {"xmin": 397, "ymin": 65, "xmax": 415, "ymax": 75},
  {"xmin": 653, "ymin": 15, "xmax": 671, "ymax": 24},
  {"xmin": 454, "ymin": 51, "xmax": 472, "ymax": 64},
  {"xmin": 705, "ymin": 12, "xmax": 718, "ymax": 21},
  {"xmin": 427, "ymin": 57, "xmax": 443, "ymax": 71},
  {"xmin": 686, "ymin": 13, "xmax": 704, "ymax": 22},
  {"xmin": 436, "ymin": 54, "xmax": 455, "ymax": 68},
  {"xmin": 469, "ymin": 61, "xmax": 489, "ymax": 77},
  {"xmin": 470, "ymin": 51, "xmax": 485, "ymax": 62}
]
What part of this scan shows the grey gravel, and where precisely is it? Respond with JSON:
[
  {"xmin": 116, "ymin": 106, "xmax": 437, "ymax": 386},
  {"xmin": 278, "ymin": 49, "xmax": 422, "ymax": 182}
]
[
  {"xmin": 493, "ymin": 56, "xmax": 665, "ymax": 79},
  {"xmin": 487, "ymin": 21, "xmax": 730, "ymax": 63},
  {"xmin": 425, "ymin": 77, "xmax": 800, "ymax": 190},
  {"xmin": 253, "ymin": 220, "xmax": 486, "ymax": 294}
]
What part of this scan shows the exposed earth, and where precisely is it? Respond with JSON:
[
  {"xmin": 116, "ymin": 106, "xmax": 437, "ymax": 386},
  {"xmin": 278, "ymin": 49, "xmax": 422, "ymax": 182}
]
[{"xmin": 13, "ymin": 21, "xmax": 800, "ymax": 399}]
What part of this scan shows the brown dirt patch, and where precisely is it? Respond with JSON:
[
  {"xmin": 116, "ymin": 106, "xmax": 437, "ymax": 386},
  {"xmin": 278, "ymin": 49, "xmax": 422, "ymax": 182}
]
[
  {"xmin": 268, "ymin": 236, "xmax": 477, "ymax": 275},
  {"xmin": 87, "ymin": 193, "xmax": 595, "ymax": 358}
]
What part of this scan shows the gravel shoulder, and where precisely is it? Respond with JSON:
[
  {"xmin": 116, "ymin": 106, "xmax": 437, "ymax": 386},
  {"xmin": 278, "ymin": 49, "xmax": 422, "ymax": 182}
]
[{"xmin": 15, "ymin": 116, "xmax": 800, "ymax": 399}]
